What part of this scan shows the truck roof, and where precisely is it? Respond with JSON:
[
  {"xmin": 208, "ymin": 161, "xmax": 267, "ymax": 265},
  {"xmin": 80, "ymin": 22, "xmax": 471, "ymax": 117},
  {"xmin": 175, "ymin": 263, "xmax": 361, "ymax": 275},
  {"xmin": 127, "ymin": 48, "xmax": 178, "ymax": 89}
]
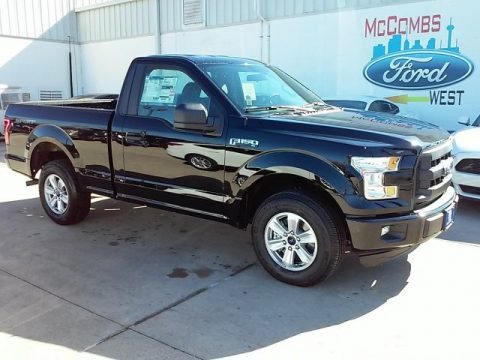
[{"xmin": 139, "ymin": 54, "xmax": 263, "ymax": 66}]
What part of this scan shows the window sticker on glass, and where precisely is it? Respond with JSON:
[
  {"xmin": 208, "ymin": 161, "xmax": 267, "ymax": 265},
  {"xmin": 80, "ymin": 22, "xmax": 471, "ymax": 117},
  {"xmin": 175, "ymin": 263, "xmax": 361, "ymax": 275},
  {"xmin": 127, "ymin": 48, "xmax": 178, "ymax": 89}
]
[
  {"xmin": 242, "ymin": 82, "xmax": 256, "ymax": 106},
  {"xmin": 141, "ymin": 76, "xmax": 178, "ymax": 104}
]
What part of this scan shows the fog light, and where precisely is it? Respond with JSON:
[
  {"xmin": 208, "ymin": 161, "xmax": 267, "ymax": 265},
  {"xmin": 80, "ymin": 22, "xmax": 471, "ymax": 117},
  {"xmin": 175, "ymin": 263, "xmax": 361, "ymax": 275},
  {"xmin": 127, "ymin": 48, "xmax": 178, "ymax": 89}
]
[{"xmin": 381, "ymin": 226, "xmax": 391, "ymax": 237}]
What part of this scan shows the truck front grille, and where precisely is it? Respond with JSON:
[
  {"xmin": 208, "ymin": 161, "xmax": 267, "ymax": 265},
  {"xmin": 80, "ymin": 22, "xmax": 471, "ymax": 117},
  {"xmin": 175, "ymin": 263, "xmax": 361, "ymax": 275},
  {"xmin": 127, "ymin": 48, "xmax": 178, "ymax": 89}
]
[
  {"xmin": 455, "ymin": 159, "xmax": 480, "ymax": 175},
  {"xmin": 415, "ymin": 140, "xmax": 453, "ymax": 207}
]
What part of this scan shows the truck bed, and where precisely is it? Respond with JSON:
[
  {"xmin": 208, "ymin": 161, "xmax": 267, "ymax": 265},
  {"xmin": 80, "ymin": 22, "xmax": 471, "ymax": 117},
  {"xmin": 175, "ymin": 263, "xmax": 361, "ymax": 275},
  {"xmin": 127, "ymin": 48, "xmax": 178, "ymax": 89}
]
[{"xmin": 5, "ymin": 101, "xmax": 116, "ymax": 193}]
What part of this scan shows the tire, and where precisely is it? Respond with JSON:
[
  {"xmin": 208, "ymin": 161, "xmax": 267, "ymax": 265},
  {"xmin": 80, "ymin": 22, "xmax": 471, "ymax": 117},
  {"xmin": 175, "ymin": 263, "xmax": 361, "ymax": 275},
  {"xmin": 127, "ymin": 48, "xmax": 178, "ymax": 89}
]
[
  {"xmin": 252, "ymin": 191, "xmax": 346, "ymax": 287},
  {"xmin": 186, "ymin": 154, "xmax": 218, "ymax": 171},
  {"xmin": 39, "ymin": 159, "xmax": 91, "ymax": 225}
]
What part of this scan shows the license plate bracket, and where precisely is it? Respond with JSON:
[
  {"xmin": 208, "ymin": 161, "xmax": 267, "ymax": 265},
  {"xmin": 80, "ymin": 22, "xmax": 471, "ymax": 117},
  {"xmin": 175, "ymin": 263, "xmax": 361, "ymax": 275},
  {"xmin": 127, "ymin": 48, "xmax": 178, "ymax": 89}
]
[{"xmin": 442, "ymin": 204, "xmax": 456, "ymax": 230}]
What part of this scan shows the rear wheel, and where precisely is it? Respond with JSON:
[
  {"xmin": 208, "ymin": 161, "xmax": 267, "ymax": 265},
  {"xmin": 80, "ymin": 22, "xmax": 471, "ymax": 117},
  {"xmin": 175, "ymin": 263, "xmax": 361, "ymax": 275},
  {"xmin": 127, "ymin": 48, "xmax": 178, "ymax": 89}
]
[
  {"xmin": 39, "ymin": 160, "xmax": 91, "ymax": 225},
  {"xmin": 252, "ymin": 191, "xmax": 346, "ymax": 286}
]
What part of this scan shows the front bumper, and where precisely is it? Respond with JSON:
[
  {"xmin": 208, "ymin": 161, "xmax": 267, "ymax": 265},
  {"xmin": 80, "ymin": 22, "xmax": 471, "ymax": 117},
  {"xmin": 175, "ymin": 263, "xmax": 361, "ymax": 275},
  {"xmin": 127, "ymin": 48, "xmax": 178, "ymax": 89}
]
[{"xmin": 346, "ymin": 186, "xmax": 458, "ymax": 266}]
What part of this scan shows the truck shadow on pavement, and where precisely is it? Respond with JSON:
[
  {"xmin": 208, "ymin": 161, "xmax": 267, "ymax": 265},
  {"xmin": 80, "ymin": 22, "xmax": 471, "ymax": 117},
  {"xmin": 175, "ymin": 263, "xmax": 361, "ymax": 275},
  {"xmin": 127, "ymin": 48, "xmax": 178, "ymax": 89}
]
[{"xmin": 0, "ymin": 195, "xmax": 411, "ymax": 359}]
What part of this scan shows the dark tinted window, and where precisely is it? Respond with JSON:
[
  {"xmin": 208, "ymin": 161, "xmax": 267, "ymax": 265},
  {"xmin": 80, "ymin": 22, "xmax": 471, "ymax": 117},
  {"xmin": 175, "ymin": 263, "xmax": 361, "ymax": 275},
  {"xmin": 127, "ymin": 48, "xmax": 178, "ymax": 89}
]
[{"xmin": 323, "ymin": 100, "xmax": 367, "ymax": 110}]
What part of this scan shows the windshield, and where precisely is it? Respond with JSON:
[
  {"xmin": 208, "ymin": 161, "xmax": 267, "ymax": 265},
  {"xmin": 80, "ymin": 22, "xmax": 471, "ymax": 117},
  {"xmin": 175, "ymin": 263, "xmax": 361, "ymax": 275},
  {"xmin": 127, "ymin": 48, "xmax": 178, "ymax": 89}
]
[{"xmin": 201, "ymin": 63, "xmax": 323, "ymax": 113}]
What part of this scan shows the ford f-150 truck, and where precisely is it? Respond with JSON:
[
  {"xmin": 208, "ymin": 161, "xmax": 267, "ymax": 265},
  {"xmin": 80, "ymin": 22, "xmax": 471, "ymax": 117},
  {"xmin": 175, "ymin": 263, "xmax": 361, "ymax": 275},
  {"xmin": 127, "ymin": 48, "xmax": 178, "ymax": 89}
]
[{"xmin": 3, "ymin": 55, "xmax": 458, "ymax": 286}]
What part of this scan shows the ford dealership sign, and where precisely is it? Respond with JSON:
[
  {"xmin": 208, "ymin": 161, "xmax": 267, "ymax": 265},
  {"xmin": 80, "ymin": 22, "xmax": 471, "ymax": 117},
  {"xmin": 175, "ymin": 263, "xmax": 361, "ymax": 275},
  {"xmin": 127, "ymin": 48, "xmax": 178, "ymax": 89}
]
[{"xmin": 364, "ymin": 50, "xmax": 474, "ymax": 90}]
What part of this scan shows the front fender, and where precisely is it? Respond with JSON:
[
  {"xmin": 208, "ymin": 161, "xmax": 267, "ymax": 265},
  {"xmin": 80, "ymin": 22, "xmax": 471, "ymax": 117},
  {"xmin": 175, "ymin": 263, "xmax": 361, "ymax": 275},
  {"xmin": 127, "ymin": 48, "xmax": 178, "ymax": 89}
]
[
  {"xmin": 26, "ymin": 124, "xmax": 82, "ymax": 170},
  {"xmin": 232, "ymin": 149, "xmax": 415, "ymax": 218},
  {"xmin": 234, "ymin": 150, "xmax": 353, "ymax": 205}
]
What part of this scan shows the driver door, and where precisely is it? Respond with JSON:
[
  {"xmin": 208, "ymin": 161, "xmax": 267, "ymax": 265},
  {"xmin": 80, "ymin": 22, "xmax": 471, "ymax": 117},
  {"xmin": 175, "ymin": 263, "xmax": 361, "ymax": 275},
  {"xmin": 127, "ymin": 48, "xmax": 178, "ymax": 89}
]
[{"xmin": 117, "ymin": 62, "xmax": 227, "ymax": 218}]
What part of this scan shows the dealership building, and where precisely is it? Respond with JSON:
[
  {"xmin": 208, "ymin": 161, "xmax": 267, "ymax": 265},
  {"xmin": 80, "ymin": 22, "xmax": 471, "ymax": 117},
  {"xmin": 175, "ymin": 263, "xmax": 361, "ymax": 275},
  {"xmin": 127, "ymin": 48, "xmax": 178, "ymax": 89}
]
[{"xmin": 0, "ymin": 0, "xmax": 477, "ymax": 131}]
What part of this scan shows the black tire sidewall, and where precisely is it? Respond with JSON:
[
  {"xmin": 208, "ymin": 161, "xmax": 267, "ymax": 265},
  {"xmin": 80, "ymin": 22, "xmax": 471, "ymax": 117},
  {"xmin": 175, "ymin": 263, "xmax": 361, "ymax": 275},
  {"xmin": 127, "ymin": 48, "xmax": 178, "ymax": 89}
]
[
  {"xmin": 252, "ymin": 192, "xmax": 342, "ymax": 286},
  {"xmin": 39, "ymin": 160, "xmax": 88, "ymax": 225}
]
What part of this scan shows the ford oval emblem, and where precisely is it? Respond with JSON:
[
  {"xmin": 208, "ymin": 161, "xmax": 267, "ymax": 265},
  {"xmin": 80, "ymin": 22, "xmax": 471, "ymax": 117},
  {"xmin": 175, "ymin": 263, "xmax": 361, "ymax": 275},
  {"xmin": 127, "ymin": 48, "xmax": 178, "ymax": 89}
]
[{"xmin": 363, "ymin": 50, "xmax": 474, "ymax": 90}]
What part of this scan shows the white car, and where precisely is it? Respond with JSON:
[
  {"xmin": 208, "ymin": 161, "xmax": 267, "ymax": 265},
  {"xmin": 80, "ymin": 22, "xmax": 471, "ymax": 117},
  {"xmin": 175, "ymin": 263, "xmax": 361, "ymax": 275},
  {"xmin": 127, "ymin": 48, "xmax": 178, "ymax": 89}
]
[
  {"xmin": 166, "ymin": 142, "xmax": 252, "ymax": 172},
  {"xmin": 323, "ymin": 96, "xmax": 418, "ymax": 119},
  {"xmin": 167, "ymin": 142, "xmax": 225, "ymax": 171},
  {"xmin": 452, "ymin": 127, "xmax": 480, "ymax": 200}
]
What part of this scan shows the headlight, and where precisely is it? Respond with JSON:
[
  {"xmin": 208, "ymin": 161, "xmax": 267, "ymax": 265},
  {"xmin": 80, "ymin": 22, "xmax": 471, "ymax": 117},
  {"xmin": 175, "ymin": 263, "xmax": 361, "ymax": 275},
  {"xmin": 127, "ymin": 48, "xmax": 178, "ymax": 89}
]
[{"xmin": 351, "ymin": 157, "xmax": 400, "ymax": 200}]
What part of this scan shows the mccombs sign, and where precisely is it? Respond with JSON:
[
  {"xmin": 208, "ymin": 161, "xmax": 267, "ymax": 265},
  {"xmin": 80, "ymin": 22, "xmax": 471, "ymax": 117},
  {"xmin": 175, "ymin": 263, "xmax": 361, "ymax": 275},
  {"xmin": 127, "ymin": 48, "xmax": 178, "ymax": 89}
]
[{"xmin": 363, "ymin": 15, "xmax": 474, "ymax": 90}]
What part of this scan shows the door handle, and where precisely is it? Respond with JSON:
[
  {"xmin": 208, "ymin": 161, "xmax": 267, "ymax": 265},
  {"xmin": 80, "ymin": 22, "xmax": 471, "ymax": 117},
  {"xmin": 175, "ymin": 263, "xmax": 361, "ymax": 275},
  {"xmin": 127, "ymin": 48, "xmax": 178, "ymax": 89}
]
[
  {"xmin": 139, "ymin": 130, "xmax": 149, "ymax": 147},
  {"xmin": 125, "ymin": 130, "xmax": 149, "ymax": 147}
]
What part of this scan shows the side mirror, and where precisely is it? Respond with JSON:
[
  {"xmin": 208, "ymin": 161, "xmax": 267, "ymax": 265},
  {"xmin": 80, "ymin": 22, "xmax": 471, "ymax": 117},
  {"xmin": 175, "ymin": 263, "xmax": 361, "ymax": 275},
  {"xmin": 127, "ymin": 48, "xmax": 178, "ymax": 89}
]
[{"xmin": 174, "ymin": 103, "xmax": 208, "ymax": 131}]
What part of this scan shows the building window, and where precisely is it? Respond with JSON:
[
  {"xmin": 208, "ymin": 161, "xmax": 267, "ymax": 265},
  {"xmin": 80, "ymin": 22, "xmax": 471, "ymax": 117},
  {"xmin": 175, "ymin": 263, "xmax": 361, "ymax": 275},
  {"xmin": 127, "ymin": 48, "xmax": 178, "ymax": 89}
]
[
  {"xmin": 40, "ymin": 90, "xmax": 63, "ymax": 101},
  {"xmin": 183, "ymin": 0, "xmax": 204, "ymax": 26}
]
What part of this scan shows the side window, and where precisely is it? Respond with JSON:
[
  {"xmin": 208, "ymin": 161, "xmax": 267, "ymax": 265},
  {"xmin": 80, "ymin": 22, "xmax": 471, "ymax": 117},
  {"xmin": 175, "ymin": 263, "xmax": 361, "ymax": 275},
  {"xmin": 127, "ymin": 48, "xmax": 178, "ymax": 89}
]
[{"xmin": 138, "ymin": 68, "xmax": 210, "ymax": 124}]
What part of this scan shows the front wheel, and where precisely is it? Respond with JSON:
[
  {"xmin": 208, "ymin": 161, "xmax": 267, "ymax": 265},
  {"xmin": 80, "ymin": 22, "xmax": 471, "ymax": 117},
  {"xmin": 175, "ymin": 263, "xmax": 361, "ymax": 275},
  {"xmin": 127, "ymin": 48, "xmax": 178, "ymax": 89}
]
[
  {"xmin": 39, "ymin": 160, "xmax": 91, "ymax": 225},
  {"xmin": 252, "ymin": 191, "xmax": 346, "ymax": 286}
]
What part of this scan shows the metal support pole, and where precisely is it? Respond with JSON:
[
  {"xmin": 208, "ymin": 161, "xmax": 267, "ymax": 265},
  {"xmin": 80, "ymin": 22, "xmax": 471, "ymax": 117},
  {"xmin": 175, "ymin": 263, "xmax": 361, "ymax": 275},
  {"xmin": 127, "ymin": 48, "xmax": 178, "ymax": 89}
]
[{"xmin": 67, "ymin": 35, "xmax": 74, "ymax": 98}]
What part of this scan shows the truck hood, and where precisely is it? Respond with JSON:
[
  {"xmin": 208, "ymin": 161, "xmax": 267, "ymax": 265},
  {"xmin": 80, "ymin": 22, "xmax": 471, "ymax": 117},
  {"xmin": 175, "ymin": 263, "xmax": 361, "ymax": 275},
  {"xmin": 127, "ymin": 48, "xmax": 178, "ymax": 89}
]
[{"xmin": 274, "ymin": 108, "xmax": 450, "ymax": 147}]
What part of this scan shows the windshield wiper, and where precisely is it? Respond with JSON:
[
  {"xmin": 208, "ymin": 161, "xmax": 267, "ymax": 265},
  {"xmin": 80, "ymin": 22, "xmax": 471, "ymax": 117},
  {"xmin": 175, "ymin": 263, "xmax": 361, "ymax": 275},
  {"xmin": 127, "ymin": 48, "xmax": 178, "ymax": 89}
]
[
  {"xmin": 244, "ymin": 105, "xmax": 308, "ymax": 113},
  {"xmin": 302, "ymin": 101, "xmax": 331, "ymax": 108}
]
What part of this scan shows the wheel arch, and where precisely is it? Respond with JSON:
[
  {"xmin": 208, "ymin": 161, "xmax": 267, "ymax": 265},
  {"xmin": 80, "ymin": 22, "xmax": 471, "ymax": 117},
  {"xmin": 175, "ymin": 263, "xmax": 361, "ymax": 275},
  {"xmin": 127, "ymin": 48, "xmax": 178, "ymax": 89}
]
[
  {"xmin": 232, "ymin": 151, "xmax": 353, "ymax": 235},
  {"xmin": 27, "ymin": 124, "xmax": 81, "ymax": 178}
]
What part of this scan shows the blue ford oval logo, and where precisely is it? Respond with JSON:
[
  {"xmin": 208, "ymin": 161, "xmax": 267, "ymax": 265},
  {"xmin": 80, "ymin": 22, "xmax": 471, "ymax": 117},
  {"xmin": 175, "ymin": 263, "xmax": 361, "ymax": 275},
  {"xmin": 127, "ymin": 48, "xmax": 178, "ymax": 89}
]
[{"xmin": 364, "ymin": 50, "xmax": 474, "ymax": 90}]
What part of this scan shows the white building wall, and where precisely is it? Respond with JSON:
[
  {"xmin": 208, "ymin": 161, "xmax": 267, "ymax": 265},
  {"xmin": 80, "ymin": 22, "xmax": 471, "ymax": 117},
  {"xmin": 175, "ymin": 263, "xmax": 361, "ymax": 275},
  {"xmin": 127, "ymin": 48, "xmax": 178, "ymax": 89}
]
[
  {"xmin": 0, "ymin": 0, "xmax": 79, "ymax": 99},
  {"xmin": 1, "ymin": 0, "xmax": 476, "ymax": 131},
  {"xmin": 268, "ymin": 0, "xmax": 479, "ymax": 130},
  {"xmin": 160, "ymin": 22, "xmax": 261, "ymax": 59},
  {"xmin": 80, "ymin": 35, "xmax": 156, "ymax": 93},
  {"xmin": 0, "ymin": 0, "xmax": 75, "ymax": 41},
  {"xmin": 156, "ymin": 0, "xmax": 479, "ymax": 131},
  {"xmin": 260, "ymin": 0, "xmax": 426, "ymax": 19},
  {"xmin": 76, "ymin": 0, "xmax": 156, "ymax": 42},
  {"xmin": 75, "ymin": 0, "xmax": 120, "ymax": 8},
  {"xmin": 158, "ymin": 0, "xmax": 428, "ymax": 33},
  {"xmin": 76, "ymin": 0, "xmax": 158, "ymax": 93},
  {"xmin": 0, "ymin": 36, "xmax": 81, "ymax": 100}
]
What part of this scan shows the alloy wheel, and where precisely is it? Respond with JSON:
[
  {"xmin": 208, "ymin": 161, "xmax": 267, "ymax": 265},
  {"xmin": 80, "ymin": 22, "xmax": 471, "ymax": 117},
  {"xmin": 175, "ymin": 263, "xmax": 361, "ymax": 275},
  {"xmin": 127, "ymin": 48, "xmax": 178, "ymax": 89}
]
[{"xmin": 264, "ymin": 212, "xmax": 318, "ymax": 271}]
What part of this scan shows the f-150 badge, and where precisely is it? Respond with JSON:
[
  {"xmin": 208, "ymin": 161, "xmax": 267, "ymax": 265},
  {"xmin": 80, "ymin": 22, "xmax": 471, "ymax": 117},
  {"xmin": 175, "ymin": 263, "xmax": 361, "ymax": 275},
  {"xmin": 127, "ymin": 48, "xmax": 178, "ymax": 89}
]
[{"xmin": 229, "ymin": 138, "xmax": 259, "ymax": 148}]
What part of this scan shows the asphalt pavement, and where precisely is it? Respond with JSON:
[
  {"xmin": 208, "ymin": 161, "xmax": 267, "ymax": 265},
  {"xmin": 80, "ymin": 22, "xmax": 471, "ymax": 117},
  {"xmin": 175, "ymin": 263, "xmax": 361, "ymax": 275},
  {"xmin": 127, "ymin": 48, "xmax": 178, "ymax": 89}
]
[{"xmin": 0, "ymin": 141, "xmax": 479, "ymax": 360}]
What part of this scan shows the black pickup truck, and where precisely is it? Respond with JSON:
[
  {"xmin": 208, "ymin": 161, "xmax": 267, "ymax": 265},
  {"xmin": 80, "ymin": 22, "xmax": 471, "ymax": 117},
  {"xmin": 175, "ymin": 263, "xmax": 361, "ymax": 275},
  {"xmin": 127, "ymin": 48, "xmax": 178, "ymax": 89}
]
[{"xmin": 4, "ymin": 55, "xmax": 457, "ymax": 286}]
